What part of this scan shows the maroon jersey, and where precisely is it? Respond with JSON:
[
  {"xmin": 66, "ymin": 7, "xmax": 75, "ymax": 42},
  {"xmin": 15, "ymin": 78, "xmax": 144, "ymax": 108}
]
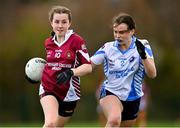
[{"xmin": 39, "ymin": 30, "xmax": 91, "ymax": 101}]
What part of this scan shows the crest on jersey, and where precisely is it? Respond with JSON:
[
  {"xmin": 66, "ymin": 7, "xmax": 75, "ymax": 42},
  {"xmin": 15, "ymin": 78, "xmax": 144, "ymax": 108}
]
[{"xmin": 66, "ymin": 50, "xmax": 72, "ymax": 59}]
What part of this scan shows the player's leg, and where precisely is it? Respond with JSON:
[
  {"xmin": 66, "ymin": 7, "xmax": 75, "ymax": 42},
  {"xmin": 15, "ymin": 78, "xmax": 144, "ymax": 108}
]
[
  {"xmin": 40, "ymin": 95, "xmax": 60, "ymax": 127},
  {"xmin": 97, "ymin": 104, "xmax": 106, "ymax": 126},
  {"xmin": 136, "ymin": 110, "xmax": 147, "ymax": 127},
  {"xmin": 100, "ymin": 94, "xmax": 123, "ymax": 127},
  {"xmin": 120, "ymin": 98, "xmax": 141, "ymax": 127},
  {"xmin": 57, "ymin": 100, "xmax": 77, "ymax": 127},
  {"xmin": 40, "ymin": 95, "xmax": 70, "ymax": 127},
  {"xmin": 57, "ymin": 116, "xmax": 70, "ymax": 127},
  {"xmin": 136, "ymin": 97, "xmax": 148, "ymax": 127}
]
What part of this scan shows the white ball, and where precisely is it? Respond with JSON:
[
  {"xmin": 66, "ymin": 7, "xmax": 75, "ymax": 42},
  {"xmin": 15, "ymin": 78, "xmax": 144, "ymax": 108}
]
[{"xmin": 25, "ymin": 57, "xmax": 46, "ymax": 82}]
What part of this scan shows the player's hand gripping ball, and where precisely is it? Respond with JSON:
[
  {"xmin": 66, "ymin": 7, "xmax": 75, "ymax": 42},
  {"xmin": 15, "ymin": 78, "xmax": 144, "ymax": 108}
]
[{"xmin": 25, "ymin": 57, "xmax": 46, "ymax": 84}]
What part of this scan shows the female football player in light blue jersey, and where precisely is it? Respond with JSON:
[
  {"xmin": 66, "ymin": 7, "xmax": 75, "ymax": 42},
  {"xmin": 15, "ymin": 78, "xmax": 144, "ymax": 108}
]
[{"xmin": 91, "ymin": 13, "xmax": 156, "ymax": 127}]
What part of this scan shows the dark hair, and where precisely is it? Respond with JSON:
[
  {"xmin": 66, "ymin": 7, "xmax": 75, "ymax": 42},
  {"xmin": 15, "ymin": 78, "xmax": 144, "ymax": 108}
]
[
  {"xmin": 112, "ymin": 13, "xmax": 135, "ymax": 30},
  {"xmin": 49, "ymin": 5, "xmax": 72, "ymax": 22}
]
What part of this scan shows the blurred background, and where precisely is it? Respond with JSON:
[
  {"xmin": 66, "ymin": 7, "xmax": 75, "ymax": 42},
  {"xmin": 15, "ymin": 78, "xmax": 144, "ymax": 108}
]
[{"xmin": 0, "ymin": 0, "xmax": 180, "ymax": 127}]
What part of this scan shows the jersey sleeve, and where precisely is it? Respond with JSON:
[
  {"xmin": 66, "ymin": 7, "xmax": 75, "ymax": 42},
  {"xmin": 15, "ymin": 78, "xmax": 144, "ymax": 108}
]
[
  {"xmin": 91, "ymin": 44, "xmax": 106, "ymax": 65},
  {"xmin": 140, "ymin": 39, "xmax": 154, "ymax": 59},
  {"xmin": 76, "ymin": 39, "xmax": 91, "ymax": 65}
]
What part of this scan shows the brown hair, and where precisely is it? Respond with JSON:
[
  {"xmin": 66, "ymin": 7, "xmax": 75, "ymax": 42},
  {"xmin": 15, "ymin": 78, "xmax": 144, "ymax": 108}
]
[
  {"xmin": 49, "ymin": 5, "xmax": 72, "ymax": 22},
  {"xmin": 112, "ymin": 13, "xmax": 135, "ymax": 30}
]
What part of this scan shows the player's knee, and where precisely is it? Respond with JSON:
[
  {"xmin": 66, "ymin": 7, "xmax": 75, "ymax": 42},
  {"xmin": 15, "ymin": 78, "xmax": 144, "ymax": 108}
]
[{"xmin": 107, "ymin": 115, "xmax": 121, "ymax": 127}]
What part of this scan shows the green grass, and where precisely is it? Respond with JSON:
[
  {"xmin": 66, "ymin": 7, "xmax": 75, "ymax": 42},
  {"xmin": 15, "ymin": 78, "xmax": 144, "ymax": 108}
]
[
  {"xmin": 147, "ymin": 120, "xmax": 180, "ymax": 127},
  {"xmin": 66, "ymin": 121, "xmax": 100, "ymax": 127},
  {"xmin": 1, "ymin": 120, "xmax": 180, "ymax": 127}
]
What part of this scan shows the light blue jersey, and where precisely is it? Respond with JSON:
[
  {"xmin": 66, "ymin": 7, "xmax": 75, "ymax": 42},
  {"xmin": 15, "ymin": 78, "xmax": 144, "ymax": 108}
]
[{"xmin": 91, "ymin": 36, "xmax": 154, "ymax": 101}]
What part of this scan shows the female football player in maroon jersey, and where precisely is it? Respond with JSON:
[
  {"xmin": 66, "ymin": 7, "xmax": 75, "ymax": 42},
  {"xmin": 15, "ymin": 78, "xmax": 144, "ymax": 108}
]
[{"xmin": 39, "ymin": 6, "xmax": 92, "ymax": 127}]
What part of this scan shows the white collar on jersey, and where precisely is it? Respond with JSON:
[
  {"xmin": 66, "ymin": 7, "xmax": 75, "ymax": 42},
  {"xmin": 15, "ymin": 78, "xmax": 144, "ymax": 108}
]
[
  {"xmin": 115, "ymin": 36, "xmax": 136, "ymax": 49},
  {"xmin": 52, "ymin": 30, "xmax": 74, "ymax": 47}
]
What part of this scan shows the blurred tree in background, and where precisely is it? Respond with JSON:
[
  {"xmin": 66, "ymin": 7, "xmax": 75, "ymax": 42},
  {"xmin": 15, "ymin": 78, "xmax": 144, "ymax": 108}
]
[{"xmin": 0, "ymin": 0, "xmax": 180, "ymax": 126}]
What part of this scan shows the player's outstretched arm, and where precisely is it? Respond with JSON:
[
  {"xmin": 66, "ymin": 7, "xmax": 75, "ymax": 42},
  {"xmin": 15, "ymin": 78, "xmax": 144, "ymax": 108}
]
[
  {"xmin": 56, "ymin": 64, "xmax": 92, "ymax": 85},
  {"xmin": 71, "ymin": 63, "xmax": 92, "ymax": 77}
]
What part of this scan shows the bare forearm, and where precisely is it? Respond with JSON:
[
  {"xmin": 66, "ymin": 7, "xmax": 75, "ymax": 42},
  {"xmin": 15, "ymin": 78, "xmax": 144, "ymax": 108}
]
[
  {"xmin": 71, "ymin": 64, "xmax": 92, "ymax": 77},
  {"xmin": 142, "ymin": 58, "xmax": 157, "ymax": 78}
]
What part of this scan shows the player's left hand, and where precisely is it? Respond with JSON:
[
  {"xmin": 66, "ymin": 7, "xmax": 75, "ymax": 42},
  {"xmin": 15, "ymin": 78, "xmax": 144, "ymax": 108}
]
[
  {"xmin": 135, "ymin": 39, "xmax": 147, "ymax": 59},
  {"xmin": 56, "ymin": 69, "xmax": 74, "ymax": 85}
]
